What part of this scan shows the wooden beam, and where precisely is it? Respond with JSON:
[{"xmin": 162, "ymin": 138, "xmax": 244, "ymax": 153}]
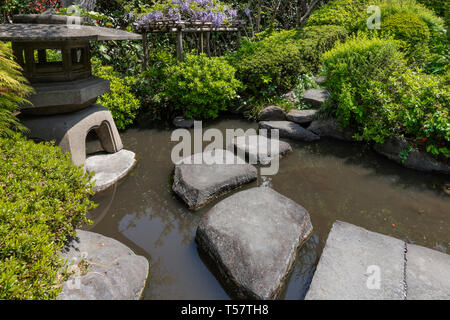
[{"xmin": 142, "ymin": 31, "xmax": 148, "ymax": 72}]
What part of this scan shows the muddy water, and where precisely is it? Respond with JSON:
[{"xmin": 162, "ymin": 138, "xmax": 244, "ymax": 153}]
[{"xmin": 86, "ymin": 118, "xmax": 450, "ymax": 300}]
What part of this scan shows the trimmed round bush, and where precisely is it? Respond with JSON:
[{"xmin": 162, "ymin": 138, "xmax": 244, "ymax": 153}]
[
  {"xmin": 322, "ymin": 35, "xmax": 449, "ymax": 158},
  {"xmin": 230, "ymin": 25, "xmax": 348, "ymax": 97},
  {"xmin": 383, "ymin": 12, "xmax": 430, "ymax": 44},
  {"xmin": 163, "ymin": 53, "xmax": 242, "ymax": 120},
  {"xmin": 0, "ymin": 135, "xmax": 96, "ymax": 299}
]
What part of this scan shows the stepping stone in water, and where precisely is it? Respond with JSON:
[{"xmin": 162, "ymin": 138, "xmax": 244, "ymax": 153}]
[
  {"xmin": 231, "ymin": 135, "xmax": 292, "ymax": 165},
  {"xmin": 305, "ymin": 221, "xmax": 406, "ymax": 300},
  {"xmin": 286, "ymin": 109, "xmax": 318, "ymax": 125},
  {"xmin": 172, "ymin": 149, "xmax": 257, "ymax": 210},
  {"xmin": 85, "ymin": 149, "xmax": 137, "ymax": 192},
  {"xmin": 196, "ymin": 187, "xmax": 313, "ymax": 299},
  {"xmin": 58, "ymin": 230, "xmax": 149, "ymax": 300},
  {"xmin": 307, "ymin": 118, "xmax": 355, "ymax": 141},
  {"xmin": 173, "ymin": 116, "xmax": 195, "ymax": 129},
  {"xmin": 259, "ymin": 121, "xmax": 320, "ymax": 142},
  {"xmin": 258, "ymin": 105, "xmax": 286, "ymax": 121},
  {"xmin": 406, "ymin": 243, "xmax": 450, "ymax": 300},
  {"xmin": 302, "ymin": 89, "xmax": 330, "ymax": 107}
]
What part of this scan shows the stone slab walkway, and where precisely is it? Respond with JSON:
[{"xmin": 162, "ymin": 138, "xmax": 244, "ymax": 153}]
[{"xmin": 306, "ymin": 221, "xmax": 450, "ymax": 300}]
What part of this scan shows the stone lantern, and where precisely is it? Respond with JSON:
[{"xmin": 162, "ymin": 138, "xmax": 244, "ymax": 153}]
[{"xmin": 0, "ymin": 14, "xmax": 142, "ymax": 191}]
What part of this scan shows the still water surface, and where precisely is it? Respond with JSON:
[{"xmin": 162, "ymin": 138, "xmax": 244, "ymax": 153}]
[{"xmin": 86, "ymin": 118, "xmax": 449, "ymax": 300}]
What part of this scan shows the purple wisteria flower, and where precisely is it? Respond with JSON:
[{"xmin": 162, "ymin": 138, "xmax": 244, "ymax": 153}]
[{"xmin": 133, "ymin": 0, "xmax": 240, "ymax": 30}]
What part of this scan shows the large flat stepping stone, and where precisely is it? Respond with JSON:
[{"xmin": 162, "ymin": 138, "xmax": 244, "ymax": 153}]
[
  {"xmin": 231, "ymin": 135, "xmax": 292, "ymax": 165},
  {"xmin": 306, "ymin": 221, "xmax": 406, "ymax": 300},
  {"xmin": 196, "ymin": 187, "xmax": 313, "ymax": 299},
  {"xmin": 85, "ymin": 149, "xmax": 137, "ymax": 192},
  {"xmin": 307, "ymin": 118, "xmax": 355, "ymax": 141},
  {"xmin": 286, "ymin": 109, "xmax": 318, "ymax": 125},
  {"xmin": 258, "ymin": 105, "xmax": 286, "ymax": 121},
  {"xmin": 259, "ymin": 121, "xmax": 320, "ymax": 142},
  {"xmin": 406, "ymin": 243, "xmax": 450, "ymax": 300},
  {"xmin": 58, "ymin": 230, "xmax": 149, "ymax": 300},
  {"xmin": 302, "ymin": 89, "xmax": 329, "ymax": 107},
  {"xmin": 173, "ymin": 149, "xmax": 257, "ymax": 210}
]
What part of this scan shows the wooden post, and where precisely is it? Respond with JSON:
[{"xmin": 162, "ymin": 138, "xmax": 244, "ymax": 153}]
[
  {"xmin": 176, "ymin": 27, "xmax": 184, "ymax": 62},
  {"xmin": 200, "ymin": 32, "xmax": 204, "ymax": 54},
  {"xmin": 206, "ymin": 32, "xmax": 211, "ymax": 57},
  {"xmin": 37, "ymin": 49, "xmax": 47, "ymax": 63},
  {"xmin": 142, "ymin": 31, "xmax": 148, "ymax": 72},
  {"xmin": 237, "ymin": 28, "xmax": 242, "ymax": 49}
]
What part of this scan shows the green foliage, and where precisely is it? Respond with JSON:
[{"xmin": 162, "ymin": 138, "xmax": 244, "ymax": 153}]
[
  {"xmin": 230, "ymin": 25, "xmax": 348, "ymax": 98},
  {"xmin": 0, "ymin": 135, "xmax": 96, "ymax": 299},
  {"xmin": 92, "ymin": 59, "xmax": 141, "ymax": 130},
  {"xmin": 162, "ymin": 53, "xmax": 242, "ymax": 120},
  {"xmin": 0, "ymin": 41, "xmax": 33, "ymax": 137},
  {"xmin": 307, "ymin": 0, "xmax": 372, "ymax": 32},
  {"xmin": 322, "ymin": 35, "xmax": 450, "ymax": 158},
  {"xmin": 416, "ymin": 0, "xmax": 449, "ymax": 17},
  {"xmin": 383, "ymin": 12, "xmax": 430, "ymax": 45}
]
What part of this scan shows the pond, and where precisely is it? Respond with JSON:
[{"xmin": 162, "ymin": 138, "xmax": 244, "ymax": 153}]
[{"xmin": 85, "ymin": 117, "xmax": 450, "ymax": 300}]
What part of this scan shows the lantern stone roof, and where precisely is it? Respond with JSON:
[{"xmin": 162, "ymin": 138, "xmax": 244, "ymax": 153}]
[
  {"xmin": 0, "ymin": 24, "xmax": 142, "ymax": 42},
  {"xmin": 0, "ymin": 14, "xmax": 141, "ymax": 42}
]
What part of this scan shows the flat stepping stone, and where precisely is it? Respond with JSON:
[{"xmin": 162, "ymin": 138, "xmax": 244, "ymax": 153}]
[
  {"xmin": 302, "ymin": 89, "xmax": 329, "ymax": 107},
  {"xmin": 231, "ymin": 135, "xmax": 292, "ymax": 165},
  {"xmin": 172, "ymin": 149, "xmax": 257, "ymax": 210},
  {"xmin": 258, "ymin": 105, "xmax": 286, "ymax": 121},
  {"xmin": 307, "ymin": 118, "xmax": 355, "ymax": 141},
  {"xmin": 286, "ymin": 109, "xmax": 318, "ymax": 125},
  {"xmin": 58, "ymin": 230, "xmax": 149, "ymax": 300},
  {"xmin": 196, "ymin": 187, "xmax": 313, "ymax": 299},
  {"xmin": 259, "ymin": 121, "xmax": 320, "ymax": 142},
  {"xmin": 406, "ymin": 243, "xmax": 450, "ymax": 300},
  {"xmin": 85, "ymin": 149, "xmax": 136, "ymax": 192},
  {"xmin": 173, "ymin": 116, "xmax": 195, "ymax": 129},
  {"xmin": 306, "ymin": 221, "xmax": 406, "ymax": 300}
]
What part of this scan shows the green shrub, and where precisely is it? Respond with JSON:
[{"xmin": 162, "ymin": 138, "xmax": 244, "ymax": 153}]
[
  {"xmin": 416, "ymin": 0, "xmax": 449, "ymax": 17},
  {"xmin": 322, "ymin": 35, "xmax": 450, "ymax": 158},
  {"xmin": 383, "ymin": 12, "xmax": 430, "ymax": 44},
  {"xmin": 307, "ymin": 0, "xmax": 372, "ymax": 32},
  {"xmin": 0, "ymin": 41, "xmax": 33, "ymax": 137},
  {"xmin": 0, "ymin": 135, "xmax": 96, "ymax": 299},
  {"xmin": 162, "ymin": 53, "xmax": 242, "ymax": 120},
  {"xmin": 380, "ymin": 1, "xmax": 445, "ymax": 34},
  {"xmin": 92, "ymin": 59, "xmax": 141, "ymax": 130},
  {"xmin": 230, "ymin": 25, "xmax": 347, "ymax": 97}
]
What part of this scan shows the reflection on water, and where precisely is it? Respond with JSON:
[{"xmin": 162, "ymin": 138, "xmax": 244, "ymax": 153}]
[{"xmin": 87, "ymin": 118, "xmax": 450, "ymax": 300}]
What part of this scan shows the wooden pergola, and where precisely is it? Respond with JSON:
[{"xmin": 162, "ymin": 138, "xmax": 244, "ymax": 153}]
[{"xmin": 140, "ymin": 19, "xmax": 245, "ymax": 69}]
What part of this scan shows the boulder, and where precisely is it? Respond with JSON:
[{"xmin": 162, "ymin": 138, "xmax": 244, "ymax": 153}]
[
  {"xmin": 196, "ymin": 187, "xmax": 313, "ymax": 299},
  {"xmin": 302, "ymin": 89, "xmax": 330, "ymax": 107},
  {"xmin": 286, "ymin": 109, "xmax": 318, "ymax": 125},
  {"xmin": 305, "ymin": 221, "xmax": 406, "ymax": 300},
  {"xmin": 172, "ymin": 149, "xmax": 257, "ymax": 209},
  {"xmin": 85, "ymin": 149, "xmax": 137, "ymax": 192},
  {"xmin": 259, "ymin": 121, "xmax": 320, "ymax": 142},
  {"xmin": 58, "ymin": 230, "xmax": 149, "ymax": 300},
  {"xmin": 173, "ymin": 116, "xmax": 195, "ymax": 129},
  {"xmin": 231, "ymin": 135, "xmax": 292, "ymax": 165},
  {"xmin": 307, "ymin": 118, "xmax": 355, "ymax": 141},
  {"xmin": 374, "ymin": 137, "xmax": 450, "ymax": 174},
  {"xmin": 314, "ymin": 76, "xmax": 326, "ymax": 85},
  {"xmin": 406, "ymin": 243, "xmax": 450, "ymax": 300},
  {"xmin": 282, "ymin": 91, "xmax": 300, "ymax": 105},
  {"xmin": 258, "ymin": 105, "xmax": 286, "ymax": 121}
]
